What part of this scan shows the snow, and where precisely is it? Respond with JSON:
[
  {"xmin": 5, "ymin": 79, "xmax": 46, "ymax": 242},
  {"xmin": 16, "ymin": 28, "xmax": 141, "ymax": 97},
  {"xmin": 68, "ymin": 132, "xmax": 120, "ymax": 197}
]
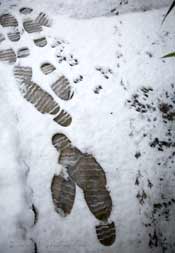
[
  {"xmin": 0, "ymin": 0, "xmax": 172, "ymax": 18},
  {"xmin": 0, "ymin": 0, "xmax": 175, "ymax": 252}
]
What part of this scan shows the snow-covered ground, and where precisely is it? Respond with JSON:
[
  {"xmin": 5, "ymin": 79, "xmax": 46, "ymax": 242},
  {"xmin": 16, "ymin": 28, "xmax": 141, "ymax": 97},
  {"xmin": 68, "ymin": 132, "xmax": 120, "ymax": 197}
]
[
  {"xmin": 0, "ymin": 0, "xmax": 172, "ymax": 18},
  {"xmin": 0, "ymin": 0, "xmax": 175, "ymax": 252}
]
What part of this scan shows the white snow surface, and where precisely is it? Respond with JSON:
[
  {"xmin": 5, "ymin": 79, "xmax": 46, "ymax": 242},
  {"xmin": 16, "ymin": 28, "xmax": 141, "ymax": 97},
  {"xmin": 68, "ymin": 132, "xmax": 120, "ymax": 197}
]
[
  {"xmin": 0, "ymin": 0, "xmax": 172, "ymax": 18},
  {"xmin": 0, "ymin": 1, "xmax": 175, "ymax": 253}
]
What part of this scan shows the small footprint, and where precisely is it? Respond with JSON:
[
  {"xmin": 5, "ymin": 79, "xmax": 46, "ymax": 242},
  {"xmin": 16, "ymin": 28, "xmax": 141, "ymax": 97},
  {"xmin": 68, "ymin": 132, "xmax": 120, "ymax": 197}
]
[
  {"xmin": 19, "ymin": 7, "xmax": 33, "ymax": 15},
  {"xmin": 0, "ymin": 13, "xmax": 18, "ymax": 27},
  {"xmin": 51, "ymin": 76, "xmax": 74, "ymax": 101},
  {"xmin": 17, "ymin": 47, "xmax": 30, "ymax": 58},
  {"xmin": 23, "ymin": 19, "xmax": 42, "ymax": 33},
  {"xmin": 0, "ymin": 48, "xmax": 16, "ymax": 63},
  {"xmin": 40, "ymin": 62, "xmax": 56, "ymax": 75},
  {"xmin": 7, "ymin": 30, "xmax": 21, "ymax": 42},
  {"xmin": 35, "ymin": 12, "xmax": 52, "ymax": 27},
  {"xmin": 34, "ymin": 37, "xmax": 47, "ymax": 47},
  {"xmin": 95, "ymin": 66, "xmax": 113, "ymax": 79}
]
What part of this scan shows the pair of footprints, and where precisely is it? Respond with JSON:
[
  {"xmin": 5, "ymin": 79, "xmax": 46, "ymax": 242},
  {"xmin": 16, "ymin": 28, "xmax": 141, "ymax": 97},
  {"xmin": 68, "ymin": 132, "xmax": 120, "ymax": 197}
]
[
  {"xmin": 0, "ymin": 8, "xmax": 116, "ymax": 247},
  {"xmin": 14, "ymin": 65, "xmax": 116, "ymax": 247}
]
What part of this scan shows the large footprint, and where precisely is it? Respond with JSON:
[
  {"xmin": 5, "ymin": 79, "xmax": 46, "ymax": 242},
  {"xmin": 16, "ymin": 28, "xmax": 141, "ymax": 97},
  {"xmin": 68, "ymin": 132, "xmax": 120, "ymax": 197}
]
[{"xmin": 51, "ymin": 133, "xmax": 116, "ymax": 246}]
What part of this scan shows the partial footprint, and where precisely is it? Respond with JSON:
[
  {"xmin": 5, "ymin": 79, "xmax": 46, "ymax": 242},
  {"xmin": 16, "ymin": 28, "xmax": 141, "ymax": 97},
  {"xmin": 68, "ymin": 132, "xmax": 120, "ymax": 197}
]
[
  {"xmin": 40, "ymin": 62, "xmax": 56, "ymax": 75},
  {"xmin": 84, "ymin": 186, "xmax": 112, "ymax": 221},
  {"xmin": 14, "ymin": 66, "xmax": 32, "ymax": 81},
  {"xmin": 51, "ymin": 174, "xmax": 76, "ymax": 217},
  {"xmin": 35, "ymin": 12, "xmax": 52, "ymax": 27},
  {"xmin": 53, "ymin": 110, "xmax": 72, "ymax": 127},
  {"xmin": 0, "ymin": 13, "xmax": 18, "ymax": 27},
  {"xmin": 51, "ymin": 76, "xmax": 74, "ymax": 101},
  {"xmin": 96, "ymin": 221, "xmax": 116, "ymax": 246},
  {"xmin": 34, "ymin": 37, "xmax": 47, "ymax": 47},
  {"xmin": 17, "ymin": 47, "xmax": 30, "ymax": 58},
  {"xmin": 16, "ymin": 79, "xmax": 72, "ymax": 127},
  {"xmin": 52, "ymin": 133, "xmax": 72, "ymax": 151},
  {"xmin": 0, "ymin": 48, "xmax": 16, "ymax": 63},
  {"xmin": 19, "ymin": 7, "xmax": 33, "ymax": 15},
  {"xmin": 7, "ymin": 30, "xmax": 20, "ymax": 42},
  {"xmin": 23, "ymin": 19, "xmax": 42, "ymax": 33}
]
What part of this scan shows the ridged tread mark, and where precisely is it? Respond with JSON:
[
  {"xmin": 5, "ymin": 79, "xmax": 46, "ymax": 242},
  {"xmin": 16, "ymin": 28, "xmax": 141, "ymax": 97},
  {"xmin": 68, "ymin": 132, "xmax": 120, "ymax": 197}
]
[
  {"xmin": 17, "ymin": 47, "xmax": 30, "ymax": 58},
  {"xmin": 84, "ymin": 189, "xmax": 112, "ymax": 221},
  {"xmin": 0, "ymin": 48, "xmax": 16, "ymax": 63},
  {"xmin": 14, "ymin": 66, "xmax": 32, "ymax": 81},
  {"xmin": 51, "ymin": 76, "xmax": 74, "ymax": 101},
  {"xmin": 53, "ymin": 110, "xmax": 72, "ymax": 127},
  {"xmin": 0, "ymin": 33, "xmax": 5, "ymax": 43},
  {"xmin": 95, "ymin": 221, "xmax": 116, "ymax": 246},
  {"xmin": 17, "ymin": 80, "xmax": 60, "ymax": 115},
  {"xmin": 51, "ymin": 174, "xmax": 76, "ymax": 216},
  {"xmin": 68, "ymin": 155, "xmax": 107, "ymax": 191},
  {"xmin": 40, "ymin": 62, "xmax": 56, "ymax": 75},
  {"xmin": 35, "ymin": 12, "xmax": 51, "ymax": 27},
  {"xmin": 59, "ymin": 147, "xmax": 82, "ymax": 167},
  {"xmin": 34, "ymin": 37, "xmax": 47, "ymax": 47},
  {"xmin": 19, "ymin": 7, "xmax": 33, "ymax": 15},
  {"xmin": 7, "ymin": 30, "xmax": 20, "ymax": 42},
  {"xmin": 0, "ymin": 13, "xmax": 18, "ymax": 27},
  {"xmin": 23, "ymin": 19, "xmax": 42, "ymax": 33},
  {"xmin": 52, "ymin": 133, "xmax": 72, "ymax": 151}
]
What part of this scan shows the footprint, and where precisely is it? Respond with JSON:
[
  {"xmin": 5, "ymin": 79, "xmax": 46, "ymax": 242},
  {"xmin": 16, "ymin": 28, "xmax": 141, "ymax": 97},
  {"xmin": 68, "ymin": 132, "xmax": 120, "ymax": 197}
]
[
  {"xmin": 51, "ymin": 174, "xmax": 76, "ymax": 217},
  {"xmin": 51, "ymin": 133, "xmax": 116, "ymax": 246},
  {"xmin": 14, "ymin": 66, "xmax": 32, "ymax": 81},
  {"xmin": 16, "ymin": 79, "xmax": 72, "ymax": 127},
  {"xmin": 23, "ymin": 19, "xmax": 42, "ymax": 33},
  {"xmin": 34, "ymin": 37, "xmax": 47, "ymax": 47},
  {"xmin": 7, "ymin": 30, "xmax": 21, "ymax": 42},
  {"xmin": 0, "ymin": 48, "xmax": 16, "ymax": 63},
  {"xmin": 0, "ymin": 13, "xmax": 18, "ymax": 27},
  {"xmin": 35, "ymin": 12, "xmax": 52, "ymax": 27},
  {"xmin": 96, "ymin": 221, "xmax": 116, "ymax": 246},
  {"xmin": 19, "ymin": 7, "xmax": 33, "ymax": 15},
  {"xmin": 51, "ymin": 76, "xmax": 74, "ymax": 101},
  {"xmin": 40, "ymin": 62, "xmax": 56, "ymax": 75},
  {"xmin": 17, "ymin": 47, "xmax": 30, "ymax": 58}
]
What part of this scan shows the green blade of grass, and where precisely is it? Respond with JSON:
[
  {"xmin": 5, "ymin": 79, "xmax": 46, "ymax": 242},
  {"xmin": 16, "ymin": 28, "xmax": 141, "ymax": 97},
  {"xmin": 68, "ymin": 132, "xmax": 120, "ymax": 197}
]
[
  {"xmin": 162, "ymin": 52, "xmax": 175, "ymax": 58},
  {"xmin": 162, "ymin": 0, "xmax": 175, "ymax": 24}
]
